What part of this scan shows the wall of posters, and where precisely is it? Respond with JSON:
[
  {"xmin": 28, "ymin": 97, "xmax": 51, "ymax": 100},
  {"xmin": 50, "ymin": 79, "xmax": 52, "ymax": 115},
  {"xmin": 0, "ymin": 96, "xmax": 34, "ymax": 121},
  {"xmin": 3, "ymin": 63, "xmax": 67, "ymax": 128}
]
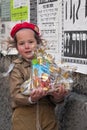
[
  {"xmin": 62, "ymin": 0, "xmax": 87, "ymax": 74},
  {"xmin": 37, "ymin": 0, "xmax": 87, "ymax": 74}
]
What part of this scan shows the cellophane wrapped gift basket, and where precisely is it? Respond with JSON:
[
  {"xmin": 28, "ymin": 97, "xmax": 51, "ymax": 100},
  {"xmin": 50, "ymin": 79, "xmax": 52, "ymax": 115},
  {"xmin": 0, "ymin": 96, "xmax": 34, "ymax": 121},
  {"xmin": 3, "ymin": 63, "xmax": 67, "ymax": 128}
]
[{"xmin": 20, "ymin": 40, "xmax": 77, "ymax": 95}]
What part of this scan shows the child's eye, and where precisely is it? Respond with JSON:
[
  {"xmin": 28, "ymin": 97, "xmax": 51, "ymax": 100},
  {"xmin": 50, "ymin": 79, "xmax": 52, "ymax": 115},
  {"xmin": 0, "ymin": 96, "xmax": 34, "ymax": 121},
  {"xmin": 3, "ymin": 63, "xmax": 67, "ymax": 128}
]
[
  {"xmin": 28, "ymin": 41, "xmax": 33, "ymax": 44},
  {"xmin": 18, "ymin": 42, "xmax": 24, "ymax": 45}
]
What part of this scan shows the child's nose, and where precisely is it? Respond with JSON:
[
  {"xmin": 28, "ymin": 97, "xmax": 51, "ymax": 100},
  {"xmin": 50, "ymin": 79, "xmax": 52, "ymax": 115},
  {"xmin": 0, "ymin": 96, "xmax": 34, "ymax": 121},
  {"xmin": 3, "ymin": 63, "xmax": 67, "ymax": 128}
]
[{"xmin": 25, "ymin": 42, "xmax": 30, "ymax": 48}]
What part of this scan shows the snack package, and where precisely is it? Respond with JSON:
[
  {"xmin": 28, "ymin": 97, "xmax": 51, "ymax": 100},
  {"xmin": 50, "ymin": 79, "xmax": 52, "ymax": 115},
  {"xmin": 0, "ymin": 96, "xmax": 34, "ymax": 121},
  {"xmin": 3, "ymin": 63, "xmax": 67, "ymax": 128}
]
[{"xmin": 20, "ymin": 40, "xmax": 77, "ymax": 95}]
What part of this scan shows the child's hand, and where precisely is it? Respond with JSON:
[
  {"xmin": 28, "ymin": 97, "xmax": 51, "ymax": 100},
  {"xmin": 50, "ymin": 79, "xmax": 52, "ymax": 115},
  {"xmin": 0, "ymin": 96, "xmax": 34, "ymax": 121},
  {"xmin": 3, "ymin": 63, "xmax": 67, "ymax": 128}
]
[
  {"xmin": 29, "ymin": 87, "xmax": 47, "ymax": 102},
  {"xmin": 49, "ymin": 85, "xmax": 68, "ymax": 102}
]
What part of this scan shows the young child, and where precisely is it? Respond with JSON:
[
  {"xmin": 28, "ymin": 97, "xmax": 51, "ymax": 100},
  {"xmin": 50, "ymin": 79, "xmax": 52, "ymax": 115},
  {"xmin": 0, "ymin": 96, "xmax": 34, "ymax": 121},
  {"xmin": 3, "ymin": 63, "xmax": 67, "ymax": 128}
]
[{"xmin": 9, "ymin": 22, "xmax": 67, "ymax": 130}]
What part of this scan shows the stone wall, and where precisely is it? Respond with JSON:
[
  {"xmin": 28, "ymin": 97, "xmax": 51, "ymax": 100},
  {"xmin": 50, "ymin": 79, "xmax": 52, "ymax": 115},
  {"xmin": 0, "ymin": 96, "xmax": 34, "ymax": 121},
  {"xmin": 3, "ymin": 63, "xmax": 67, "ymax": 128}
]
[
  {"xmin": 0, "ymin": 56, "xmax": 12, "ymax": 130},
  {"xmin": 0, "ymin": 75, "xmax": 12, "ymax": 130},
  {"xmin": 56, "ymin": 73, "xmax": 87, "ymax": 130}
]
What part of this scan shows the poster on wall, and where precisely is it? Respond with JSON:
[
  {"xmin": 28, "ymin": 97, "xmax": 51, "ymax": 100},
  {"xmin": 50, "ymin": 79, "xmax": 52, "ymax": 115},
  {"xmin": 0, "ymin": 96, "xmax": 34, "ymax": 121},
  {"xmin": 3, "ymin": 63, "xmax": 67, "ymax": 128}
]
[
  {"xmin": 62, "ymin": 0, "xmax": 87, "ymax": 74},
  {"xmin": 0, "ymin": 21, "xmax": 19, "ymax": 55},
  {"xmin": 37, "ymin": 0, "xmax": 61, "ymax": 62},
  {"xmin": 1, "ymin": 0, "xmax": 10, "ymax": 21},
  {"xmin": 30, "ymin": 0, "xmax": 37, "ymax": 24},
  {"xmin": 0, "ymin": 1, "xmax": 1, "ymax": 19},
  {"xmin": 10, "ymin": 0, "xmax": 29, "ymax": 21}
]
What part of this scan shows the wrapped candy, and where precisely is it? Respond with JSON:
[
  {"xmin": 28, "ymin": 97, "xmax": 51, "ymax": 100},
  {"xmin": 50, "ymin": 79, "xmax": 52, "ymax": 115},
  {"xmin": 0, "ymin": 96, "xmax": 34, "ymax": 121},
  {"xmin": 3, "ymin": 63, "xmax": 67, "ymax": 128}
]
[
  {"xmin": 20, "ymin": 40, "xmax": 77, "ymax": 95},
  {"xmin": 32, "ymin": 58, "xmax": 51, "ymax": 91}
]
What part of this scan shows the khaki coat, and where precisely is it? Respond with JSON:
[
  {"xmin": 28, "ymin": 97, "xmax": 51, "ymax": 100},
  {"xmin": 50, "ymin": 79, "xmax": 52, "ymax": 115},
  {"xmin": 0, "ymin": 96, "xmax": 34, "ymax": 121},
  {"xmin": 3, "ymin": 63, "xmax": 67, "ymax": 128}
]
[{"xmin": 9, "ymin": 57, "xmax": 59, "ymax": 130}]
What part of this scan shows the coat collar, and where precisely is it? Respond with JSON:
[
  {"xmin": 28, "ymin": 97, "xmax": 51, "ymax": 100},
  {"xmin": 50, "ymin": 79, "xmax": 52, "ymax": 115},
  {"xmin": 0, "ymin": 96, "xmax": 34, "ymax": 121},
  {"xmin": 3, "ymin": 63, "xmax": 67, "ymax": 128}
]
[{"xmin": 13, "ymin": 57, "xmax": 32, "ymax": 67}]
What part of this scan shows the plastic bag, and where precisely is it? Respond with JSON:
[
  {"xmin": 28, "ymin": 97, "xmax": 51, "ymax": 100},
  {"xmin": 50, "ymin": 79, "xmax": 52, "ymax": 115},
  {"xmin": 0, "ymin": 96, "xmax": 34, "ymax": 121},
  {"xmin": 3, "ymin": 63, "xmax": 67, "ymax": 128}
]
[{"xmin": 20, "ymin": 40, "xmax": 76, "ymax": 95}]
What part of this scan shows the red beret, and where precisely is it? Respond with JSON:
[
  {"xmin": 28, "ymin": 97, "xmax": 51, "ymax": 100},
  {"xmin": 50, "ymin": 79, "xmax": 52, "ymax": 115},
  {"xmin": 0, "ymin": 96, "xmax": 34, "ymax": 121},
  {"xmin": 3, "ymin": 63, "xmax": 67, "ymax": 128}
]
[{"xmin": 10, "ymin": 22, "xmax": 39, "ymax": 38}]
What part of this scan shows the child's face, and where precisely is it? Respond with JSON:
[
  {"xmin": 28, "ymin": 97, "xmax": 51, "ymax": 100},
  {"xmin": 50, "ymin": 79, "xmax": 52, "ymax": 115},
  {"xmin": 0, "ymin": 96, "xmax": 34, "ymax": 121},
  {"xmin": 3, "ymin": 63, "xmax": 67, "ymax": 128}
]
[{"xmin": 16, "ymin": 29, "xmax": 38, "ymax": 59}]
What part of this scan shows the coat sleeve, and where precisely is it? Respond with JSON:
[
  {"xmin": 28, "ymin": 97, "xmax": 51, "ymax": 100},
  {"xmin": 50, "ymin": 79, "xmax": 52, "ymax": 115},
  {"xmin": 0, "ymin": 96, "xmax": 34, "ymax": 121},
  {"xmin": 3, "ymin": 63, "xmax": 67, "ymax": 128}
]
[{"xmin": 9, "ymin": 65, "xmax": 31, "ymax": 106}]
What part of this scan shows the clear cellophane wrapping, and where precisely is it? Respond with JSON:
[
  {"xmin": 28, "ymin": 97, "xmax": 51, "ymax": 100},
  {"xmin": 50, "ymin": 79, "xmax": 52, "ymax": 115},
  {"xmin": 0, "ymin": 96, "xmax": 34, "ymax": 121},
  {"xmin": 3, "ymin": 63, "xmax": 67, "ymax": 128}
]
[{"xmin": 20, "ymin": 40, "xmax": 76, "ymax": 95}]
